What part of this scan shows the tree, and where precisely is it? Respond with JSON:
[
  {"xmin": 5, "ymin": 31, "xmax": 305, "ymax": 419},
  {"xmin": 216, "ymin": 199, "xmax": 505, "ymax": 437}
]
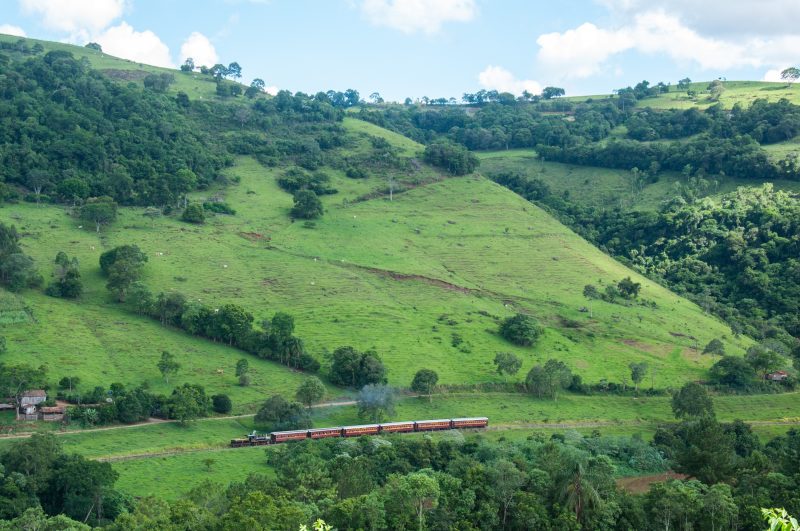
[
  {"xmin": 526, "ymin": 359, "xmax": 572, "ymax": 400},
  {"xmin": 710, "ymin": 356, "xmax": 756, "ymax": 389},
  {"xmin": 780, "ymin": 67, "xmax": 800, "ymax": 85},
  {"xmin": 46, "ymin": 252, "xmax": 82, "ymax": 299},
  {"xmin": 58, "ymin": 376, "xmax": 80, "ymax": 393},
  {"xmin": 79, "ymin": 196, "xmax": 118, "ymax": 233},
  {"xmin": 291, "ymin": 189, "xmax": 324, "ymax": 219},
  {"xmin": 499, "ymin": 313, "xmax": 544, "ymax": 346},
  {"xmin": 246, "ymin": 78, "xmax": 266, "ymax": 98},
  {"xmin": 85, "ymin": 42, "xmax": 102, "ymax": 52},
  {"xmin": 701, "ymin": 483, "xmax": 737, "ymax": 531},
  {"xmin": 671, "ymin": 382, "xmax": 714, "ymax": 419},
  {"xmin": 542, "ymin": 86, "xmax": 566, "ymax": 99},
  {"xmin": 703, "ymin": 338, "xmax": 725, "ymax": 358},
  {"xmin": 410, "ymin": 369, "xmax": 438, "ymax": 402},
  {"xmin": 629, "ymin": 362, "xmax": 648, "ymax": 391},
  {"xmin": 181, "ymin": 203, "xmax": 205, "ymax": 224},
  {"xmin": 708, "ymin": 80, "xmax": 725, "ymax": 101},
  {"xmin": 227, "ymin": 61, "xmax": 242, "ymax": 79},
  {"xmin": 617, "ymin": 277, "xmax": 641, "ymax": 299},
  {"xmin": 157, "ymin": 351, "xmax": 180, "ymax": 383},
  {"xmin": 180, "ymin": 57, "xmax": 195, "ymax": 72},
  {"xmin": 746, "ymin": 343, "xmax": 786, "ymax": 379},
  {"xmin": 556, "ymin": 460, "xmax": 602, "ymax": 524},
  {"xmin": 384, "ymin": 472, "xmax": 440, "ymax": 531},
  {"xmin": 0, "ymin": 364, "xmax": 47, "ymax": 419},
  {"xmin": 211, "ymin": 394, "xmax": 232, "ymax": 414},
  {"xmin": 677, "ymin": 77, "xmax": 692, "ymax": 90},
  {"xmin": 489, "ymin": 459, "xmax": 526, "ymax": 528},
  {"xmin": 254, "ymin": 395, "xmax": 310, "ymax": 430},
  {"xmin": 582, "ymin": 284, "xmax": 599, "ymax": 299},
  {"xmin": 166, "ymin": 384, "xmax": 209, "ymax": 424},
  {"xmin": 357, "ymin": 384, "xmax": 395, "ymax": 422},
  {"xmin": 493, "ymin": 352, "xmax": 522, "ymax": 378},
  {"xmin": 329, "ymin": 346, "xmax": 388, "ymax": 388},
  {"xmin": 100, "ymin": 245, "xmax": 148, "ymax": 303},
  {"xmin": 295, "ymin": 377, "xmax": 326, "ymax": 409},
  {"xmin": 0, "ymin": 253, "xmax": 42, "ymax": 292},
  {"xmin": 235, "ymin": 359, "xmax": 249, "ymax": 378}
]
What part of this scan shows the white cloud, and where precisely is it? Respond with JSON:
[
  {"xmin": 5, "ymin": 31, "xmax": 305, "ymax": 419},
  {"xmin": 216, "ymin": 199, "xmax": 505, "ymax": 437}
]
[
  {"xmin": 536, "ymin": 10, "xmax": 796, "ymax": 80},
  {"xmin": 265, "ymin": 85, "xmax": 279, "ymax": 96},
  {"xmin": 478, "ymin": 65, "xmax": 541, "ymax": 96},
  {"xmin": 95, "ymin": 22, "xmax": 173, "ymax": 68},
  {"xmin": 0, "ymin": 24, "xmax": 26, "ymax": 37},
  {"xmin": 361, "ymin": 0, "xmax": 476, "ymax": 34},
  {"xmin": 20, "ymin": 0, "xmax": 126, "ymax": 41},
  {"xmin": 537, "ymin": 22, "xmax": 632, "ymax": 78},
  {"xmin": 596, "ymin": 0, "xmax": 800, "ymax": 37},
  {"xmin": 180, "ymin": 32, "xmax": 218, "ymax": 68}
]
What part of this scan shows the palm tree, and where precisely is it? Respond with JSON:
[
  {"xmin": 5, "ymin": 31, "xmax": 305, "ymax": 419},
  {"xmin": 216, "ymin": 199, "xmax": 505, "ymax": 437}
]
[{"xmin": 556, "ymin": 460, "xmax": 602, "ymax": 523}]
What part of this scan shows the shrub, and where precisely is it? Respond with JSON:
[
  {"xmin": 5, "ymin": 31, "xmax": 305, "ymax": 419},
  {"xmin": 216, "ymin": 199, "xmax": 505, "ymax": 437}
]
[
  {"xmin": 181, "ymin": 203, "xmax": 206, "ymax": 224},
  {"xmin": 212, "ymin": 394, "xmax": 232, "ymax": 414},
  {"xmin": 499, "ymin": 313, "xmax": 543, "ymax": 346}
]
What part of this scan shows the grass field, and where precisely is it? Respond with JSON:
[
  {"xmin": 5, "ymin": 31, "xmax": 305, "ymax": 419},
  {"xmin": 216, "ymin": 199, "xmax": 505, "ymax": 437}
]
[
  {"xmin": 478, "ymin": 151, "xmax": 800, "ymax": 212},
  {"xmin": 0, "ymin": 33, "xmax": 235, "ymax": 101}
]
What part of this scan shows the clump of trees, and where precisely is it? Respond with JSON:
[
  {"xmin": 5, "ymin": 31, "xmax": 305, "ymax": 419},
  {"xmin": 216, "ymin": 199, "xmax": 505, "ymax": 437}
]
[
  {"xmin": 329, "ymin": 346, "xmax": 387, "ymax": 388},
  {"xmin": 181, "ymin": 203, "xmax": 206, "ymax": 224},
  {"xmin": 99, "ymin": 245, "xmax": 148, "ymax": 302},
  {"xmin": 423, "ymin": 141, "xmax": 479, "ymax": 176},
  {"xmin": 493, "ymin": 352, "xmax": 522, "ymax": 378},
  {"xmin": 0, "ymin": 223, "xmax": 42, "ymax": 292},
  {"xmin": 255, "ymin": 394, "xmax": 310, "ymax": 430},
  {"xmin": 525, "ymin": 359, "xmax": 572, "ymax": 400},
  {"xmin": 410, "ymin": 369, "xmax": 438, "ymax": 402},
  {"xmin": 499, "ymin": 313, "xmax": 543, "ymax": 346},
  {"xmin": 45, "ymin": 252, "xmax": 82, "ymax": 298}
]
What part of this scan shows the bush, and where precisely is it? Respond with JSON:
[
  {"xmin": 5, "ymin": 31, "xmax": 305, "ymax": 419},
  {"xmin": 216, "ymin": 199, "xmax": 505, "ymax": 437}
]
[
  {"xmin": 212, "ymin": 394, "xmax": 232, "ymax": 414},
  {"xmin": 499, "ymin": 313, "xmax": 544, "ymax": 346},
  {"xmin": 181, "ymin": 203, "xmax": 206, "ymax": 224},
  {"xmin": 203, "ymin": 202, "xmax": 236, "ymax": 215}
]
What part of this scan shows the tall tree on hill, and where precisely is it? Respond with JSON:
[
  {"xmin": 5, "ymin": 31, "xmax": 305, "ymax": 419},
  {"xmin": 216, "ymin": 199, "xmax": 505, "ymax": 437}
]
[
  {"xmin": 781, "ymin": 67, "xmax": 800, "ymax": 85},
  {"xmin": 295, "ymin": 377, "xmax": 326, "ymax": 410},
  {"xmin": 629, "ymin": 362, "xmax": 648, "ymax": 392},
  {"xmin": 410, "ymin": 369, "xmax": 438, "ymax": 402},
  {"xmin": 291, "ymin": 190, "xmax": 323, "ymax": 219},
  {"xmin": 157, "ymin": 351, "xmax": 180, "ymax": 383},
  {"xmin": 493, "ymin": 352, "xmax": 522, "ymax": 379},
  {"xmin": 79, "ymin": 197, "xmax": 117, "ymax": 233}
]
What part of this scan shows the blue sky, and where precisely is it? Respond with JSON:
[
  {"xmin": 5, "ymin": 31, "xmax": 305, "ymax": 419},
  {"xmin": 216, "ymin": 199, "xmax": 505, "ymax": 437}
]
[{"xmin": 1, "ymin": 0, "xmax": 799, "ymax": 101}]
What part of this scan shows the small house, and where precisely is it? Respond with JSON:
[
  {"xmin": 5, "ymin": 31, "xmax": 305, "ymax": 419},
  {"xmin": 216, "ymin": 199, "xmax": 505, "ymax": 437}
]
[
  {"xmin": 40, "ymin": 406, "xmax": 65, "ymax": 422},
  {"xmin": 766, "ymin": 371, "xmax": 789, "ymax": 382},
  {"xmin": 20, "ymin": 390, "xmax": 47, "ymax": 407}
]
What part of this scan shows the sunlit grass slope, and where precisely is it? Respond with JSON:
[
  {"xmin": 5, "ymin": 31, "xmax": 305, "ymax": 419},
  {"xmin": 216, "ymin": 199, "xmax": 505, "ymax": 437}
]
[{"xmin": 1, "ymin": 153, "xmax": 748, "ymax": 394}]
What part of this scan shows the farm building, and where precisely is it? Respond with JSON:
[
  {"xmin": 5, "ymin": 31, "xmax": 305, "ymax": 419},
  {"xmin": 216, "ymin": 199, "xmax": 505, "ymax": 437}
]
[{"xmin": 39, "ymin": 406, "xmax": 65, "ymax": 422}]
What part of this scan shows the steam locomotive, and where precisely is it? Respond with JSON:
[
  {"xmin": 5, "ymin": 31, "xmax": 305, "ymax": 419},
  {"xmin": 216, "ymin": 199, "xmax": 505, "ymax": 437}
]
[{"xmin": 230, "ymin": 417, "xmax": 489, "ymax": 447}]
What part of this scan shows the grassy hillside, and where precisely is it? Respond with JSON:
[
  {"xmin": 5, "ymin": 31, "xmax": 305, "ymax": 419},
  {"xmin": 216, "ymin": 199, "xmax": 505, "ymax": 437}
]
[
  {"xmin": 478, "ymin": 150, "xmax": 800, "ymax": 212},
  {"xmin": 0, "ymin": 33, "xmax": 224, "ymax": 100},
  {"xmin": 1, "ymin": 148, "xmax": 748, "ymax": 398}
]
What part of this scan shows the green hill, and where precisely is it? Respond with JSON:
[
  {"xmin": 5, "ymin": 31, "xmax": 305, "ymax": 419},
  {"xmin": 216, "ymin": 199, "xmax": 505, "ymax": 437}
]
[{"xmin": 1, "ymin": 148, "xmax": 748, "ymax": 396}]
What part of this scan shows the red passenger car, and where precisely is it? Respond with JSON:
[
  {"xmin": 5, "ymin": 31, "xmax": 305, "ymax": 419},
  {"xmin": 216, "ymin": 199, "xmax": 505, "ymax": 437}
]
[
  {"xmin": 271, "ymin": 429, "xmax": 309, "ymax": 443},
  {"xmin": 342, "ymin": 424, "xmax": 380, "ymax": 437},
  {"xmin": 414, "ymin": 419, "xmax": 453, "ymax": 431},
  {"xmin": 380, "ymin": 421, "xmax": 415, "ymax": 434},
  {"xmin": 309, "ymin": 427, "xmax": 343, "ymax": 439},
  {"xmin": 451, "ymin": 417, "xmax": 489, "ymax": 429}
]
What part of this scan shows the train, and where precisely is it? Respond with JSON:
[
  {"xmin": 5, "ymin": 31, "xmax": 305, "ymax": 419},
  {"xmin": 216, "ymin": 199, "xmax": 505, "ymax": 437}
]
[{"xmin": 230, "ymin": 417, "xmax": 489, "ymax": 447}]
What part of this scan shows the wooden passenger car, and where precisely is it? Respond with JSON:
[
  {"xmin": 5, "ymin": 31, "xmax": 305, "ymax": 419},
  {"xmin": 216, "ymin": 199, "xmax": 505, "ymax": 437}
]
[
  {"xmin": 451, "ymin": 417, "xmax": 489, "ymax": 429},
  {"xmin": 271, "ymin": 429, "xmax": 310, "ymax": 443},
  {"xmin": 342, "ymin": 424, "xmax": 380, "ymax": 437},
  {"xmin": 380, "ymin": 421, "xmax": 415, "ymax": 433},
  {"xmin": 415, "ymin": 419, "xmax": 453, "ymax": 431},
  {"xmin": 309, "ymin": 427, "xmax": 343, "ymax": 439}
]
